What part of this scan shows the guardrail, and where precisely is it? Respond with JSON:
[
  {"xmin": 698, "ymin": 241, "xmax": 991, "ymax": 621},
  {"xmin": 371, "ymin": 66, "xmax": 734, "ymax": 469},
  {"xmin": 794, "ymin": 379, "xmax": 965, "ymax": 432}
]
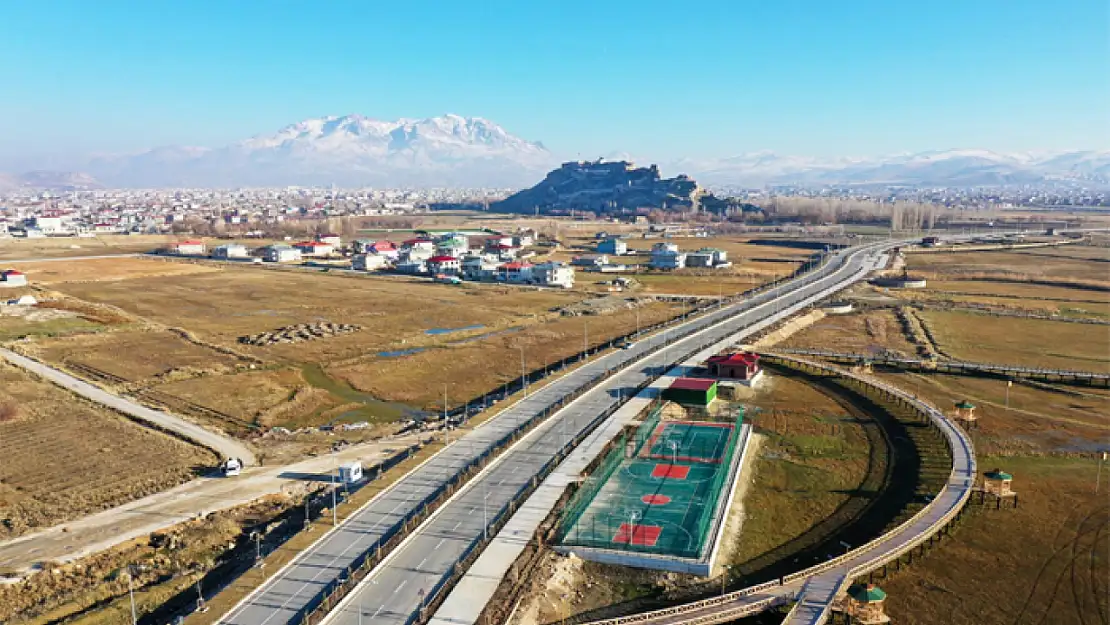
[{"xmin": 576, "ymin": 353, "xmax": 977, "ymax": 625}]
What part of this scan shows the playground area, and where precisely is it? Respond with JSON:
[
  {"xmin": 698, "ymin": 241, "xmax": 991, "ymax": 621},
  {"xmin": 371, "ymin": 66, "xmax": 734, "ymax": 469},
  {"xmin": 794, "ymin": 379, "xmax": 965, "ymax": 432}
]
[{"xmin": 557, "ymin": 407, "xmax": 749, "ymax": 565}]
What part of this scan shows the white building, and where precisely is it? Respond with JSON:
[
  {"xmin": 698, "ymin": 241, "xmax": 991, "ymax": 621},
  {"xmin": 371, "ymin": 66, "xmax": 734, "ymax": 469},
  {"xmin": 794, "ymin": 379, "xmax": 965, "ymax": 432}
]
[
  {"xmin": 0, "ymin": 269, "xmax": 28, "ymax": 287},
  {"xmin": 461, "ymin": 253, "xmax": 502, "ymax": 280},
  {"xmin": 352, "ymin": 253, "xmax": 388, "ymax": 271},
  {"xmin": 572, "ymin": 254, "xmax": 609, "ymax": 269},
  {"xmin": 650, "ymin": 242, "xmax": 686, "ymax": 270},
  {"xmin": 212, "ymin": 243, "xmax": 249, "ymax": 259},
  {"xmin": 262, "ymin": 244, "xmax": 302, "ymax": 263},
  {"xmin": 427, "ymin": 255, "xmax": 461, "ymax": 274},
  {"xmin": 533, "ymin": 261, "xmax": 575, "ymax": 289},
  {"xmin": 294, "ymin": 241, "xmax": 334, "ymax": 257},
  {"xmin": 32, "ymin": 216, "xmax": 65, "ymax": 234},
  {"xmin": 597, "ymin": 237, "xmax": 627, "ymax": 255},
  {"xmin": 171, "ymin": 239, "xmax": 206, "ymax": 256},
  {"xmin": 316, "ymin": 233, "xmax": 342, "ymax": 247}
]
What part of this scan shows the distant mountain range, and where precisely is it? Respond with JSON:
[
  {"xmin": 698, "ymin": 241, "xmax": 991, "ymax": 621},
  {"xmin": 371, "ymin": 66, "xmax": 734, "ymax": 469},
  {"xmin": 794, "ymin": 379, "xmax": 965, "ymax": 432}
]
[
  {"xmin": 83, "ymin": 114, "xmax": 553, "ymax": 188},
  {"xmin": 1, "ymin": 113, "xmax": 1107, "ymax": 190}
]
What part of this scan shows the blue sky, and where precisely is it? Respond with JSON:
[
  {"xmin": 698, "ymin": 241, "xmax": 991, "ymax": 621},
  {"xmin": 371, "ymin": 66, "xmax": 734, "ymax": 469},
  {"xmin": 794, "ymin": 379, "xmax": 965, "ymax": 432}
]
[{"xmin": 0, "ymin": 0, "xmax": 1106, "ymax": 169}]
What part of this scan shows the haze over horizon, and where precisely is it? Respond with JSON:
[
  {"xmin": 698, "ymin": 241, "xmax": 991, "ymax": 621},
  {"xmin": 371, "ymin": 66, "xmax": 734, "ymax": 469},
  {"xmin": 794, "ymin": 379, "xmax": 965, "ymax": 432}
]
[{"xmin": 1, "ymin": 0, "xmax": 1106, "ymax": 173}]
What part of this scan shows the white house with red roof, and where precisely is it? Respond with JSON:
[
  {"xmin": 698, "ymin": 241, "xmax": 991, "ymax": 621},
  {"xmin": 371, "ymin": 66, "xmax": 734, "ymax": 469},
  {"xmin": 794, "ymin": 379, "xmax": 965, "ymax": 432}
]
[
  {"xmin": 1, "ymin": 269, "xmax": 28, "ymax": 288},
  {"xmin": 171, "ymin": 239, "xmax": 206, "ymax": 256},
  {"xmin": 369, "ymin": 240, "xmax": 400, "ymax": 259},
  {"xmin": 294, "ymin": 241, "xmax": 334, "ymax": 257},
  {"xmin": 427, "ymin": 255, "xmax": 461, "ymax": 275}
]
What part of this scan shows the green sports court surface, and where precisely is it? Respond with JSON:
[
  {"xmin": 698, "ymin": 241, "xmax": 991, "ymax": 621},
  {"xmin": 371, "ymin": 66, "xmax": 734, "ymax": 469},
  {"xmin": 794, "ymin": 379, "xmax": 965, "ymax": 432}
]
[{"xmin": 558, "ymin": 419, "xmax": 742, "ymax": 559}]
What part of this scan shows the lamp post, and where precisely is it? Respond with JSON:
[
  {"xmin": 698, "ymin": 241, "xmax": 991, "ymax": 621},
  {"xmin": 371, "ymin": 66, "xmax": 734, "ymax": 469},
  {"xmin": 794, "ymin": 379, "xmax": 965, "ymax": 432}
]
[
  {"xmin": 127, "ymin": 565, "xmax": 137, "ymax": 625},
  {"xmin": 518, "ymin": 345, "xmax": 527, "ymax": 397}
]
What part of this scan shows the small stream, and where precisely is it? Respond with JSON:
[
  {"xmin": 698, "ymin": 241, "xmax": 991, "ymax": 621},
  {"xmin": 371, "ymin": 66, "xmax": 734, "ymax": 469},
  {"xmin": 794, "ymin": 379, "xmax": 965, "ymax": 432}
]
[{"xmin": 300, "ymin": 363, "xmax": 426, "ymax": 424}]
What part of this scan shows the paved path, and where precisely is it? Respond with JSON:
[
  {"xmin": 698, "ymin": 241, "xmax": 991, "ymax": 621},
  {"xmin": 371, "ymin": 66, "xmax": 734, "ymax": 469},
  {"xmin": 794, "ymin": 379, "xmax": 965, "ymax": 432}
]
[
  {"xmin": 0, "ymin": 348, "xmax": 256, "ymax": 465},
  {"xmin": 0, "ymin": 433, "xmax": 427, "ymax": 573},
  {"xmin": 222, "ymin": 242, "xmax": 892, "ymax": 625}
]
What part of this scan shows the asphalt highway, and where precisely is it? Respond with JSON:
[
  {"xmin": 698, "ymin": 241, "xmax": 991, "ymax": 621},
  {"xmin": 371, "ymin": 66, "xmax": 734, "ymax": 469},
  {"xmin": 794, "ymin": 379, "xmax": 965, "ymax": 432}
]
[{"xmin": 220, "ymin": 242, "xmax": 893, "ymax": 625}]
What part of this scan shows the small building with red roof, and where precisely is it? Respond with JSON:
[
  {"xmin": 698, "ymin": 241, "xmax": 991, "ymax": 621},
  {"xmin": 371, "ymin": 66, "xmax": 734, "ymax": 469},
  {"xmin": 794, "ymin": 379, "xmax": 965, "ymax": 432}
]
[
  {"xmin": 0, "ymin": 269, "xmax": 28, "ymax": 288},
  {"xmin": 706, "ymin": 352, "xmax": 762, "ymax": 382},
  {"xmin": 316, "ymin": 233, "xmax": 342, "ymax": 247}
]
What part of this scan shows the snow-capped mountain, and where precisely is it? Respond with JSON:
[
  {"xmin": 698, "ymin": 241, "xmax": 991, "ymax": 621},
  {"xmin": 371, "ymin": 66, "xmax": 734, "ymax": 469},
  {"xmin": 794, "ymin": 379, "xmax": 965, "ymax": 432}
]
[
  {"xmin": 0, "ymin": 170, "xmax": 102, "ymax": 191},
  {"xmin": 678, "ymin": 149, "xmax": 1110, "ymax": 187},
  {"xmin": 86, "ymin": 114, "xmax": 555, "ymax": 188}
]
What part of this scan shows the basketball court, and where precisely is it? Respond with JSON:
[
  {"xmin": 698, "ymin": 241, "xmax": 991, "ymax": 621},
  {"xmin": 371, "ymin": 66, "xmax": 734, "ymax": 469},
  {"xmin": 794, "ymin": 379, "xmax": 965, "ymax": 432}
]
[{"xmin": 558, "ymin": 418, "xmax": 743, "ymax": 560}]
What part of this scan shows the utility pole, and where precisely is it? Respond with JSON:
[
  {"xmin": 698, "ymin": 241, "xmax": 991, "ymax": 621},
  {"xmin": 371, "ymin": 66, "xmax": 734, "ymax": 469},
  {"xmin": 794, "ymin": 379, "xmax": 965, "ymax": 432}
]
[
  {"xmin": 128, "ymin": 566, "xmax": 138, "ymax": 625},
  {"xmin": 519, "ymin": 346, "xmax": 527, "ymax": 397},
  {"xmin": 584, "ymin": 321, "xmax": 589, "ymax": 360},
  {"xmin": 332, "ymin": 448, "xmax": 338, "ymax": 526},
  {"xmin": 443, "ymin": 383, "xmax": 449, "ymax": 445}
]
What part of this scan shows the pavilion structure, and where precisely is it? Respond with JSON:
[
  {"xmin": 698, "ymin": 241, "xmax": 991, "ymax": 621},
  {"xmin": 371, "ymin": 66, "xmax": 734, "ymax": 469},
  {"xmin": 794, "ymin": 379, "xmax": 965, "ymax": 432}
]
[
  {"xmin": 831, "ymin": 583, "xmax": 891, "ymax": 624},
  {"xmin": 976, "ymin": 467, "xmax": 1018, "ymax": 509},
  {"xmin": 952, "ymin": 399, "xmax": 978, "ymax": 430}
]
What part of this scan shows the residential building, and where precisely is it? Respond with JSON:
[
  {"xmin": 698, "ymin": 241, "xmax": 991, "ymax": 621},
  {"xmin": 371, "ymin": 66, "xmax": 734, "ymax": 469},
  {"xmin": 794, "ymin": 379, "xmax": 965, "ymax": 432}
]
[
  {"xmin": 650, "ymin": 241, "xmax": 686, "ymax": 269},
  {"xmin": 597, "ymin": 237, "xmax": 628, "ymax": 255},
  {"xmin": 352, "ymin": 254, "xmax": 388, "ymax": 271},
  {"xmin": 533, "ymin": 261, "xmax": 575, "ymax": 289},
  {"xmin": 662, "ymin": 378, "xmax": 717, "ymax": 407},
  {"xmin": 211, "ymin": 243, "xmax": 249, "ymax": 259},
  {"xmin": 171, "ymin": 239, "xmax": 206, "ymax": 256},
  {"xmin": 350, "ymin": 238, "xmax": 376, "ymax": 253},
  {"xmin": 461, "ymin": 253, "xmax": 502, "ymax": 280},
  {"xmin": 294, "ymin": 241, "xmax": 334, "ymax": 257},
  {"xmin": 0, "ymin": 269, "xmax": 28, "ymax": 287},
  {"xmin": 369, "ymin": 240, "xmax": 399, "ymax": 259},
  {"xmin": 427, "ymin": 255, "xmax": 461, "ymax": 274},
  {"xmin": 317, "ymin": 233, "xmax": 342, "ymax": 247},
  {"xmin": 262, "ymin": 244, "xmax": 302, "ymax": 263},
  {"xmin": 395, "ymin": 259, "xmax": 427, "ymax": 274},
  {"xmin": 497, "ymin": 261, "xmax": 534, "ymax": 283},
  {"xmin": 572, "ymin": 254, "xmax": 609, "ymax": 269}
]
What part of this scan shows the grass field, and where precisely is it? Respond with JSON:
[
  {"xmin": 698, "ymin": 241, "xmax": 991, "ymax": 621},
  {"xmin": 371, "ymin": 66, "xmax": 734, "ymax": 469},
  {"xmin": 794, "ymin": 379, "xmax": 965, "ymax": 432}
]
[
  {"xmin": 0, "ymin": 361, "xmax": 214, "ymax": 540},
  {"xmin": 917, "ymin": 309, "xmax": 1110, "ymax": 373},
  {"xmin": 12, "ymin": 257, "xmax": 222, "ymax": 284},
  {"xmin": 905, "ymin": 246, "xmax": 1110, "ymax": 286}
]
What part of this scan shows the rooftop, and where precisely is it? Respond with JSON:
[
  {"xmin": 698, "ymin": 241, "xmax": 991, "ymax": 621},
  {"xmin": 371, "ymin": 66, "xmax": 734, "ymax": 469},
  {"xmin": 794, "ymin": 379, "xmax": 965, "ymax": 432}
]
[{"xmin": 668, "ymin": 378, "xmax": 717, "ymax": 392}]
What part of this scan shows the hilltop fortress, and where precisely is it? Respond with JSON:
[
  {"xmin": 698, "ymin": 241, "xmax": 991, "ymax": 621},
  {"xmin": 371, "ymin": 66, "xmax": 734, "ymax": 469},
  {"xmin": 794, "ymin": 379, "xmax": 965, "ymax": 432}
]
[{"xmin": 492, "ymin": 160, "xmax": 705, "ymax": 214}]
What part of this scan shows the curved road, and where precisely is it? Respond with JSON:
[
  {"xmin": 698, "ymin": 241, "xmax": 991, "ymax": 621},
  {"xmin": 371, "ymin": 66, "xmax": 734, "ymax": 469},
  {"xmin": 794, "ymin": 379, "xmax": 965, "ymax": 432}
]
[
  {"xmin": 0, "ymin": 348, "xmax": 256, "ymax": 465},
  {"xmin": 216, "ymin": 241, "xmax": 897, "ymax": 625}
]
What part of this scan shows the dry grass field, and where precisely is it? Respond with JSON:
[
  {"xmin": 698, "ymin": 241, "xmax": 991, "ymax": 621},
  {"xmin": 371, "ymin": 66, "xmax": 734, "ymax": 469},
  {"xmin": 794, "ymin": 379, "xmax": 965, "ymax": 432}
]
[
  {"xmin": 33, "ymin": 329, "xmax": 245, "ymax": 382},
  {"xmin": 779, "ymin": 309, "xmax": 921, "ymax": 356},
  {"xmin": 725, "ymin": 374, "xmax": 872, "ymax": 567},
  {"xmin": 329, "ymin": 300, "xmax": 682, "ymax": 408},
  {"xmin": 905, "ymin": 246, "xmax": 1110, "ymax": 287},
  {"xmin": 0, "ymin": 361, "xmax": 214, "ymax": 540},
  {"xmin": 881, "ymin": 456, "xmax": 1107, "ymax": 625},
  {"xmin": 917, "ymin": 309, "xmax": 1110, "ymax": 373},
  {"xmin": 876, "ymin": 372, "xmax": 1108, "ymax": 456},
  {"xmin": 12, "ymin": 257, "xmax": 221, "ymax": 284},
  {"xmin": 903, "ymin": 280, "xmax": 1110, "ymax": 319}
]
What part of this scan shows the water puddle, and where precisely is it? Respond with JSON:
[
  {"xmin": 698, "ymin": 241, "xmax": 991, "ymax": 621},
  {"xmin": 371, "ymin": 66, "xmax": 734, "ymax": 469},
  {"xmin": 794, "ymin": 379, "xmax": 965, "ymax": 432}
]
[
  {"xmin": 301, "ymin": 363, "xmax": 426, "ymax": 423},
  {"xmin": 377, "ymin": 347, "xmax": 427, "ymax": 358},
  {"xmin": 425, "ymin": 324, "xmax": 485, "ymax": 336}
]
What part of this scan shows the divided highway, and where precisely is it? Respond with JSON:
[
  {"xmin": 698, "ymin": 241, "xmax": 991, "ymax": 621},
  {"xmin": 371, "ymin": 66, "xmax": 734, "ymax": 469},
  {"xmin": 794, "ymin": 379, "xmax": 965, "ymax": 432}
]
[{"xmin": 219, "ymin": 242, "xmax": 895, "ymax": 625}]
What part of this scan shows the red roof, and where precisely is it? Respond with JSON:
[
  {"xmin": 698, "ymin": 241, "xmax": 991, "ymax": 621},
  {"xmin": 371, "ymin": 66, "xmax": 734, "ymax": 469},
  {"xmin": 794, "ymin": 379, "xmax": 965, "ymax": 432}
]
[
  {"xmin": 3, "ymin": 270, "xmax": 24, "ymax": 276},
  {"xmin": 428, "ymin": 255, "xmax": 458, "ymax": 263},
  {"xmin": 317, "ymin": 233, "xmax": 340, "ymax": 238},
  {"xmin": 295, "ymin": 241, "xmax": 329, "ymax": 247},
  {"xmin": 372, "ymin": 241, "xmax": 397, "ymax": 250},
  {"xmin": 501, "ymin": 261, "xmax": 533, "ymax": 270},
  {"xmin": 495, "ymin": 244, "xmax": 518, "ymax": 249},
  {"xmin": 707, "ymin": 352, "xmax": 760, "ymax": 366},
  {"xmin": 177, "ymin": 239, "xmax": 204, "ymax": 246},
  {"xmin": 668, "ymin": 378, "xmax": 717, "ymax": 391},
  {"xmin": 403, "ymin": 238, "xmax": 434, "ymax": 246}
]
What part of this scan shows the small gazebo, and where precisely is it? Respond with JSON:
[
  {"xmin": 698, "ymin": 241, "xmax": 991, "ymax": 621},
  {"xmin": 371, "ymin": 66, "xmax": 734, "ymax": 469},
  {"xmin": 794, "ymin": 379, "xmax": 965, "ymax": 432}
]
[
  {"xmin": 978, "ymin": 468, "xmax": 1018, "ymax": 508},
  {"xmin": 839, "ymin": 583, "xmax": 891, "ymax": 624},
  {"xmin": 953, "ymin": 400, "xmax": 978, "ymax": 429}
]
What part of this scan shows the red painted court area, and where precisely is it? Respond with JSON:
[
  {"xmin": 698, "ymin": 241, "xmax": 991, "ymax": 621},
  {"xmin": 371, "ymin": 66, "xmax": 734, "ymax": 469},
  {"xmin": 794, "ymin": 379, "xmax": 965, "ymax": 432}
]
[
  {"xmin": 641, "ymin": 494, "xmax": 672, "ymax": 505},
  {"xmin": 613, "ymin": 522, "xmax": 663, "ymax": 546},
  {"xmin": 651, "ymin": 463, "xmax": 691, "ymax": 480}
]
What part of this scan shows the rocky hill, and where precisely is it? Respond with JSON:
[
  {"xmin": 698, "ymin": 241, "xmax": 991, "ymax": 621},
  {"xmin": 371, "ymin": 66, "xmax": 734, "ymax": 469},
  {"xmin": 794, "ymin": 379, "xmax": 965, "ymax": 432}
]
[{"xmin": 492, "ymin": 160, "xmax": 704, "ymax": 214}]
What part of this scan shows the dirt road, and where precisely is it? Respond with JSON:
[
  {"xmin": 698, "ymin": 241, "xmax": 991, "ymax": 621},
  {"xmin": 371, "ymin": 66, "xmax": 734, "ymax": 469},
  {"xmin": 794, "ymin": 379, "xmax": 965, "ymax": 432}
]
[
  {"xmin": 0, "ymin": 347, "xmax": 257, "ymax": 465},
  {"xmin": 0, "ymin": 432, "xmax": 429, "ymax": 574}
]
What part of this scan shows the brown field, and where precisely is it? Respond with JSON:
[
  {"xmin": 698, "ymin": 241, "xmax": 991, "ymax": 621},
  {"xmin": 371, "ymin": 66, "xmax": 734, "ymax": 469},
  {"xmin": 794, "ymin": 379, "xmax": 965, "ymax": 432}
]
[
  {"xmin": 917, "ymin": 309, "xmax": 1110, "ymax": 373},
  {"xmin": 881, "ymin": 456, "xmax": 1108, "ymax": 625},
  {"xmin": 54, "ymin": 268, "xmax": 580, "ymax": 363},
  {"xmin": 13, "ymin": 257, "xmax": 220, "ymax": 284},
  {"xmin": 0, "ymin": 361, "xmax": 214, "ymax": 540},
  {"xmin": 329, "ymin": 300, "xmax": 683, "ymax": 409},
  {"xmin": 904, "ymin": 280, "xmax": 1110, "ymax": 318},
  {"xmin": 0, "ymin": 235, "xmax": 168, "ymax": 261},
  {"xmin": 779, "ymin": 309, "xmax": 921, "ymax": 356},
  {"xmin": 32, "ymin": 329, "xmax": 245, "ymax": 382}
]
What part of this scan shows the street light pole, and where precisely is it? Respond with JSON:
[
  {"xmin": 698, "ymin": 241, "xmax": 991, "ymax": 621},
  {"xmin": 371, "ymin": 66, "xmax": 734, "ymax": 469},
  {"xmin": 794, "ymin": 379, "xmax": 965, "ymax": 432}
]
[
  {"xmin": 331, "ymin": 448, "xmax": 338, "ymax": 526},
  {"xmin": 519, "ymin": 346, "xmax": 527, "ymax": 397},
  {"xmin": 128, "ymin": 566, "xmax": 137, "ymax": 625}
]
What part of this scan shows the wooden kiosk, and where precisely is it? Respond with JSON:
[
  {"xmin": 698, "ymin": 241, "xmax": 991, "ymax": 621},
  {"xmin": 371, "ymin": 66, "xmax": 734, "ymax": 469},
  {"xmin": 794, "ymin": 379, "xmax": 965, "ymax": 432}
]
[
  {"xmin": 833, "ymin": 583, "xmax": 891, "ymax": 624},
  {"xmin": 977, "ymin": 468, "xmax": 1018, "ymax": 508},
  {"xmin": 953, "ymin": 400, "xmax": 978, "ymax": 429}
]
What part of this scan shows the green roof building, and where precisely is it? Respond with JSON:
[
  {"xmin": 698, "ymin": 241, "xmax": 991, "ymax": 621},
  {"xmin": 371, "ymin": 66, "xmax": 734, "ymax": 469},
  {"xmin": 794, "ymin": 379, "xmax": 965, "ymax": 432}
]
[{"xmin": 662, "ymin": 378, "xmax": 718, "ymax": 407}]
